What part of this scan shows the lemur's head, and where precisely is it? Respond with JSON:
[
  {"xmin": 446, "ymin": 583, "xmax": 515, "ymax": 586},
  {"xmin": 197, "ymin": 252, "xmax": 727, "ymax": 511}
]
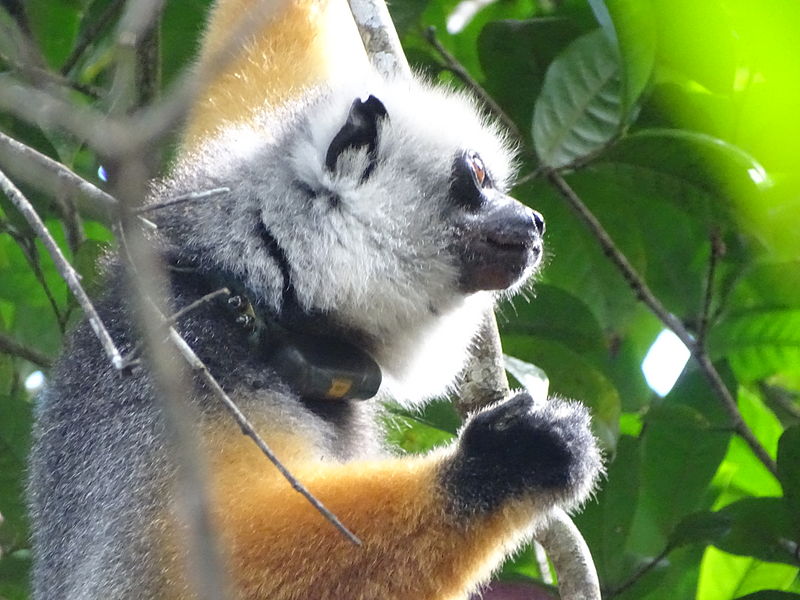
[{"xmin": 159, "ymin": 76, "xmax": 544, "ymax": 401}]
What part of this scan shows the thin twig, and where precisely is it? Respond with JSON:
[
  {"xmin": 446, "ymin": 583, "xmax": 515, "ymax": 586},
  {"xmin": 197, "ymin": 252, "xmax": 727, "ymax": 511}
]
[
  {"xmin": 423, "ymin": 26, "xmax": 525, "ymax": 146},
  {"xmin": 0, "ymin": 167, "xmax": 124, "ymax": 369},
  {"xmin": 121, "ymin": 287, "xmax": 232, "ymax": 368},
  {"xmin": 60, "ymin": 0, "xmax": 127, "ymax": 75},
  {"xmin": 168, "ymin": 328, "xmax": 363, "ymax": 547},
  {"xmin": 605, "ymin": 546, "xmax": 670, "ymax": 598},
  {"xmin": 0, "ymin": 0, "xmax": 290, "ymax": 159},
  {"xmin": 0, "ymin": 51, "xmax": 102, "ymax": 99},
  {"xmin": 0, "ymin": 130, "xmax": 116, "ymax": 217},
  {"xmin": 546, "ymin": 168, "xmax": 778, "ymax": 477},
  {"xmin": 696, "ymin": 230, "xmax": 724, "ymax": 349},
  {"xmin": 1, "ymin": 221, "xmax": 67, "ymax": 332},
  {"xmin": 0, "ymin": 130, "xmax": 156, "ymax": 228},
  {"xmin": 0, "ymin": 331, "xmax": 52, "ymax": 368},
  {"xmin": 134, "ymin": 187, "xmax": 231, "ymax": 215}
]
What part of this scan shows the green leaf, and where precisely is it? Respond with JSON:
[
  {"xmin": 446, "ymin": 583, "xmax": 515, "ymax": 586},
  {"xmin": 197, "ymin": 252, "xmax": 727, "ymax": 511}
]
[
  {"xmin": 532, "ymin": 29, "xmax": 624, "ymax": 168},
  {"xmin": 574, "ymin": 434, "xmax": 641, "ymax": 583},
  {"xmin": 604, "ymin": 129, "xmax": 771, "ymax": 211},
  {"xmin": 0, "ymin": 549, "xmax": 31, "ymax": 600},
  {"xmin": 478, "ymin": 17, "xmax": 584, "ymax": 136},
  {"xmin": 383, "ymin": 399, "xmax": 458, "ymax": 454},
  {"xmin": 499, "ymin": 284, "xmax": 605, "ymax": 355},
  {"xmin": 697, "ymin": 547, "xmax": 799, "ymax": 600},
  {"xmin": 589, "ymin": 0, "xmax": 656, "ymax": 114},
  {"xmin": 777, "ymin": 427, "xmax": 800, "ymax": 526},
  {"xmin": 0, "ymin": 390, "xmax": 33, "ymax": 550},
  {"xmin": 713, "ymin": 498, "xmax": 798, "ymax": 567},
  {"xmin": 640, "ymin": 403, "xmax": 731, "ymax": 537},
  {"xmin": 25, "ymin": 0, "xmax": 82, "ymax": 68},
  {"xmin": 669, "ymin": 511, "xmax": 732, "ymax": 550},
  {"xmin": 735, "ymin": 593, "xmax": 800, "ymax": 600},
  {"xmin": 709, "ymin": 310, "xmax": 800, "ymax": 382},
  {"xmin": 712, "ymin": 437, "xmax": 783, "ymax": 509}
]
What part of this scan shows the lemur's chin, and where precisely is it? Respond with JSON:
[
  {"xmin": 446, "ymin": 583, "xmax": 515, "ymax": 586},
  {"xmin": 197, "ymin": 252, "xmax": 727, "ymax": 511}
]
[{"xmin": 460, "ymin": 239, "xmax": 542, "ymax": 292}]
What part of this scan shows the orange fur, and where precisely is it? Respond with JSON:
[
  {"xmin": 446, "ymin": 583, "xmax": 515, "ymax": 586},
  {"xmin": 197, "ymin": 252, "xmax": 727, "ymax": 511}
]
[
  {"xmin": 202, "ymin": 426, "xmax": 538, "ymax": 600},
  {"xmin": 184, "ymin": 0, "xmax": 370, "ymax": 146}
]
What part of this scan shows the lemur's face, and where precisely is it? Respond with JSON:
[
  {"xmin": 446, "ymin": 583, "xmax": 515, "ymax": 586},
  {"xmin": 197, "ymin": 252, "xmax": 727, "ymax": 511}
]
[
  {"xmin": 447, "ymin": 148, "xmax": 544, "ymax": 293},
  {"xmin": 285, "ymin": 88, "xmax": 544, "ymax": 316}
]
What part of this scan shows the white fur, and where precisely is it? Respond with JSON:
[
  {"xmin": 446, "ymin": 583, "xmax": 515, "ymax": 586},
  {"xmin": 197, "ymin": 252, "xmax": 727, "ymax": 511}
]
[{"xmin": 155, "ymin": 73, "xmax": 523, "ymax": 405}]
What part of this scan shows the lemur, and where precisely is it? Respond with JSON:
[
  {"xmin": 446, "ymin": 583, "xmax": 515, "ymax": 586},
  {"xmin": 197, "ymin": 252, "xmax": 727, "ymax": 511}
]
[{"xmin": 27, "ymin": 0, "xmax": 602, "ymax": 598}]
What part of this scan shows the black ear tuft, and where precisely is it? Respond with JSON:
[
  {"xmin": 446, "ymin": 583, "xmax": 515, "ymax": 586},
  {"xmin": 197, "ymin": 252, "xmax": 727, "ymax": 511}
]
[{"xmin": 325, "ymin": 95, "xmax": 388, "ymax": 175}]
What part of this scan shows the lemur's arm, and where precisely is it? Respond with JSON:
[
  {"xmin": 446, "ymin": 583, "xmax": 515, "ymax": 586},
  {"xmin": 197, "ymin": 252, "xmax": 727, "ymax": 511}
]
[{"xmin": 177, "ymin": 394, "xmax": 596, "ymax": 600}]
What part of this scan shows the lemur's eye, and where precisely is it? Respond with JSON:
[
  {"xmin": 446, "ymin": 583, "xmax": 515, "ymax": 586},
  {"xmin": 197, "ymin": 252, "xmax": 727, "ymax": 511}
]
[
  {"xmin": 465, "ymin": 151, "xmax": 493, "ymax": 189},
  {"xmin": 450, "ymin": 150, "xmax": 491, "ymax": 210},
  {"xmin": 468, "ymin": 152, "xmax": 489, "ymax": 188}
]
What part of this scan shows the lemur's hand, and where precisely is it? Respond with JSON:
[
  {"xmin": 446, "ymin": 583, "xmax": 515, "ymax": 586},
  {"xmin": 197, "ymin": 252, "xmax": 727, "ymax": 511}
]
[{"xmin": 443, "ymin": 392, "xmax": 601, "ymax": 515}]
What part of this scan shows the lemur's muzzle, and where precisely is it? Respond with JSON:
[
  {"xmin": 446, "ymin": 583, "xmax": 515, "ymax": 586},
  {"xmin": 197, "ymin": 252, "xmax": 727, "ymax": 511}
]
[{"xmin": 458, "ymin": 193, "xmax": 544, "ymax": 292}]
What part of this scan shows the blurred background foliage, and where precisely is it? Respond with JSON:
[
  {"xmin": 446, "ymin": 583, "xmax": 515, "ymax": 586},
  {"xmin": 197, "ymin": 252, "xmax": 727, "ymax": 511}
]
[{"xmin": 0, "ymin": 0, "xmax": 799, "ymax": 599}]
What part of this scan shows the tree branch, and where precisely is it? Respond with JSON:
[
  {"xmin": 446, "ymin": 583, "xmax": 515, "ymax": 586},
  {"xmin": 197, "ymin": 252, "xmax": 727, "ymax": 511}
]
[
  {"xmin": 423, "ymin": 26, "xmax": 524, "ymax": 145},
  {"xmin": 0, "ymin": 167, "xmax": 124, "ymax": 369},
  {"xmin": 0, "ymin": 331, "xmax": 52, "ymax": 368},
  {"xmin": 545, "ymin": 168, "xmax": 778, "ymax": 477}
]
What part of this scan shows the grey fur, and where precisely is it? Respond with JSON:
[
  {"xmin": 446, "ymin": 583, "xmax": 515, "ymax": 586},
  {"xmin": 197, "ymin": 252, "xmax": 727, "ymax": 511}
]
[{"xmin": 28, "ymin": 75, "xmax": 598, "ymax": 598}]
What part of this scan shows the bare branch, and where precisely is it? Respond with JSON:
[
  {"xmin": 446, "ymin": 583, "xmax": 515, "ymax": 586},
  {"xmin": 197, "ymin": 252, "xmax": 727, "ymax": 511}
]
[
  {"xmin": 60, "ymin": 0, "xmax": 127, "ymax": 75},
  {"xmin": 0, "ymin": 130, "xmax": 156, "ymax": 228},
  {"xmin": 134, "ymin": 187, "xmax": 231, "ymax": 215},
  {"xmin": 0, "ymin": 167, "xmax": 124, "ymax": 369},
  {"xmin": 0, "ymin": 51, "xmax": 102, "ymax": 99},
  {"xmin": 167, "ymin": 328, "xmax": 363, "ymax": 546},
  {"xmin": 423, "ymin": 26, "xmax": 525, "ymax": 145},
  {"xmin": 0, "ymin": 0, "xmax": 289, "ymax": 159},
  {"xmin": 538, "ymin": 508, "xmax": 601, "ymax": 599},
  {"xmin": 347, "ymin": 0, "xmax": 411, "ymax": 78},
  {"xmin": 696, "ymin": 230, "xmax": 724, "ymax": 349},
  {"xmin": 546, "ymin": 168, "xmax": 778, "ymax": 477},
  {"xmin": 0, "ymin": 331, "xmax": 52, "ymax": 368}
]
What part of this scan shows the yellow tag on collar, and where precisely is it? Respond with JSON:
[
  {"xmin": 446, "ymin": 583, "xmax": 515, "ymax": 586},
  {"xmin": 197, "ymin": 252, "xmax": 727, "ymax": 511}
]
[{"xmin": 326, "ymin": 378, "xmax": 353, "ymax": 399}]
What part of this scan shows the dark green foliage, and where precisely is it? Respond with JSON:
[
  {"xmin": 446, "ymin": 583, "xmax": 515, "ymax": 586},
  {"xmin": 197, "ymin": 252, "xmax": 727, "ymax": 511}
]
[{"xmin": 1, "ymin": 0, "xmax": 799, "ymax": 598}]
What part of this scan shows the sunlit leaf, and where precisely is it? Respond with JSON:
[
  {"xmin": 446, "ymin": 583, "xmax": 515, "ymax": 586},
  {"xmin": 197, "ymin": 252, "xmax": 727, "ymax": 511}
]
[
  {"xmin": 713, "ymin": 498, "xmax": 797, "ymax": 566},
  {"xmin": 588, "ymin": 0, "xmax": 656, "ymax": 114},
  {"xmin": 532, "ymin": 29, "xmax": 624, "ymax": 168},
  {"xmin": 709, "ymin": 310, "xmax": 800, "ymax": 382},
  {"xmin": 697, "ymin": 547, "xmax": 799, "ymax": 600}
]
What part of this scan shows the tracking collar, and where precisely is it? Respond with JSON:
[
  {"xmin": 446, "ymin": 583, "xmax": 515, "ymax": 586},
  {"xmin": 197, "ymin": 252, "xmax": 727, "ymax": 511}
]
[{"xmin": 222, "ymin": 288, "xmax": 382, "ymax": 402}]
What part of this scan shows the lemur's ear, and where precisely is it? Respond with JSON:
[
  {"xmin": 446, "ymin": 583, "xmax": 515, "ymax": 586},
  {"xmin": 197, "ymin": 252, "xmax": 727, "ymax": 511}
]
[{"xmin": 325, "ymin": 95, "xmax": 388, "ymax": 176}]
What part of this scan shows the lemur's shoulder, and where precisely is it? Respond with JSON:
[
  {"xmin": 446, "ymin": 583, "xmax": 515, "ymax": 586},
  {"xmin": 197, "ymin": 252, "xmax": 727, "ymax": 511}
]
[{"xmin": 185, "ymin": 0, "xmax": 370, "ymax": 146}]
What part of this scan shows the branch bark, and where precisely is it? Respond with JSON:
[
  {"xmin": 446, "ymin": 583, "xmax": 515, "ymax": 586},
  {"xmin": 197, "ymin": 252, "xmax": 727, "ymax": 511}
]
[
  {"xmin": 0, "ymin": 331, "xmax": 52, "ymax": 368},
  {"xmin": 546, "ymin": 169, "xmax": 778, "ymax": 477},
  {"xmin": 0, "ymin": 166, "xmax": 124, "ymax": 369}
]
